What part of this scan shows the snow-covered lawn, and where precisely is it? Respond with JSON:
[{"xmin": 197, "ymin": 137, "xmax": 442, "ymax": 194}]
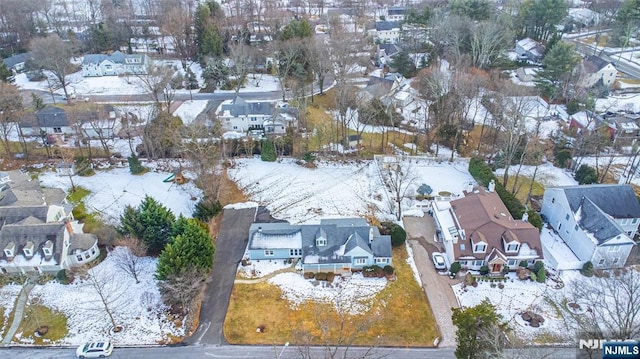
[
  {"xmin": 228, "ymin": 158, "xmax": 387, "ymax": 224},
  {"xmin": 596, "ymin": 93, "xmax": 640, "ymax": 113},
  {"xmin": 495, "ymin": 162, "xmax": 578, "ymax": 187},
  {"xmin": 39, "ymin": 167, "xmax": 202, "ymax": 223},
  {"xmin": 453, "ymin": 273, "xmax": 567, "ymax": 341},
  {"xmin": 411, "ymin": 160, "xmax": 475, "ymax": 196},
  {"xmin": 0, "ymin": 284, "xmax": 22, "ymax": 340},
  {"xmin": 27, "ymin": 247, "xmax": 183, "ymax": 345}
]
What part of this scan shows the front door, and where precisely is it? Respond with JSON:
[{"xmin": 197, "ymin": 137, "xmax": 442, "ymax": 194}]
[{"xmin": 492, "ymin": 263, "xmax": 502, "ymax": 273}]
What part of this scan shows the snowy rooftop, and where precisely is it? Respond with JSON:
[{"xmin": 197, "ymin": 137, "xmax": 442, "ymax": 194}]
[{"xmin": 540, "ymin": 227, "xmax": 581, "ymax": 268}]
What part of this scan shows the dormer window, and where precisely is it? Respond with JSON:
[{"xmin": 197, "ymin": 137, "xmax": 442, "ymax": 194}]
[
  {"xmin": 43, "ymin": 248, "xmax": 51, "ymax": 256},
  {"xmin": 316, "ymin": 238, "xmax": 327, "ymax": 246},
  {"xmin": 473, "ymin": 243, "xmax": 486, "ymax": 253},
  {"xmin": 23, "ymin": 241, "xmax": 35, "ymax": 257},
  {"xmin": 506, "ymin": 243, "xmax": 520, "ymax": 252},
  {"xmin": 4, "ymin": 249, "xmax": 13, "ymax": 257}
]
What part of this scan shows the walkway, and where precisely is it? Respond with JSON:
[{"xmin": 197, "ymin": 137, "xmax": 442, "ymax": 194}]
[
  {"xmin": 2, "ymin": 278, "xmax": 35, "ymax": 346},
  {"xmin": 403, "ymin": 216, "xmax": 460, "ymax": 348},
  {"xmin": 234, "ymin": 261, "xmax": 297, "ymax": 284}
]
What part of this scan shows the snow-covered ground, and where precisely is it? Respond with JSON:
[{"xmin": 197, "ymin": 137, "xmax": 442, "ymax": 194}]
[
  {"xmin": 39, "ymin": 166, "xmax": 202, "ymax": 223},
  {"xmin": 411, "ymin": 159, "xmax": 475, "ymax": 196},
  {"xmin": 26, "ymin": 247, "xmax": 183, "ymax": 345},
  {"xmin": 0, "ymin": 285, "xmax": 22, "ymax": 341},
  {"xmin": 596, "ymin": 93, "xmax": 640, "ymax": 113}
]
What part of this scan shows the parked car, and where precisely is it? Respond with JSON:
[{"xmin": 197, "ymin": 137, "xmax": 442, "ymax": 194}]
[
  {"xmin": 76, "ymin": 341, "xmax": 113, "ymax": 358},
  {"xmin": 431, "ymin": 252, "xmax": 447, "ymax": 271}
]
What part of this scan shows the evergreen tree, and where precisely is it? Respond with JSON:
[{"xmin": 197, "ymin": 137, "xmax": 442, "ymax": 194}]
[
  {"xmin": 127, "ymin": 154, "xmax": 144, "ymax": 174},
  {"xmin": 534, "ymin": 42, "xmax": 579, "ymax": 100},
  {"xmin": 516, "ymin": 0, "xmax": 568, "ymax": 42},
  {"xmin": 0, "ymin": 63, "xmax": 14, "ymax": 83},
  {"xmin": 193, "ymin": 198, "xmax": 222, "ymax": 222},
  {"xmin": 186, "ymin": 68, "xmax": 199, "ymax": 90},
  {"xmin": 119, "ymin": 196, "xmax": 176, "ymax": 256},
  {"xmin": 261, "ymin": 139, "xmax": 276, "ymax": 162},
  {"xmin": 278, "ymin": 19, "xmax": 314, "ymax": 41},
  {"xmin": 574, "ymin": 164, "xmax": 597, "ymax": 184},
  {"xmin": 195, "ymin": 1, "xmax": 224, "ymax": 59},
  {"xmin": 390, "ymin": 51, "xmax": 417, "ymax": 78},
  {"xmin": 452, "ymin": 300, "xmax": 508, "ymax": 358},
  {"xmin": 156, "ymin": 218, "xmax": 215, "ymax": 280}
]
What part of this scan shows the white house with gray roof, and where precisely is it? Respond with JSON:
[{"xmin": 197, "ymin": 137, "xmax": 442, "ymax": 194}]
[
  {"xmin": 245, "ymin": 218, "xmax": 392, "ymax": 275},
  {"xmin": 82, "ymin": 51, "xmax": 148, "ymax": 77},
  {"xmin": 216, "ymin": 96, "xmax": 298, "ymax": 136},
  {"xmin": 541, "ymin": 184, "xmax": 640, "ymax": 270},
  {"xmin": 0, "ymin": 171, "xmax": 99, "ymax": 274}
]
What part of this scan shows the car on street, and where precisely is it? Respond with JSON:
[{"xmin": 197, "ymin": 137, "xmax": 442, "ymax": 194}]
[
  {"xmin": 431, "ymin": 252, "xmax": 447, "ymax": 271},
  {"xmin": 76, "ymin": 341, "xmax": 113, "ymax": 358}
]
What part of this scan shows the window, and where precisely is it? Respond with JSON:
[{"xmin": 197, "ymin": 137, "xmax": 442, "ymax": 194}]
[
  {"xmin": 474, "ymin": 244, "xmax": 486, "ymax": 253},
  {"xmin": 565, "ymin": 214, "xmax": 570, "ymax": 221},
  {"xmin": 84, "ymin": 252, "xmax": 91, "ymax": 259},
  {"xmin": 233, "ymin": 126, "xmax": 238, "ymax": 130},
  {"xmin": 474, "ymin": 260, "xmax": 484, "ymax": 266},
  {"xmin": 23, "ymin": 248, "xmax": 31, "ymax": 256},
  {"xmin": 53, "ymin": 127, "xmax": 62, "ymax": 133},
  {"xmin": 251, "ymin": 117, "xmax": 257, "ymax": 121},
  {"xmin": 264, "ymin": 250, "xmax": 274, "ymax": 256},
  {"xmin": 598, "ymin": 258, "xmax": 605, "ymax": 266},
  {"xmin": 355, "ymin": 257, "xmax": 367, "ymax": 265},
  {"xmin": 613, "ymin": 257, "xmax": 619, "ymax": 264},
  {"xmin": 105, "ymin": 65, "xmax": 112, "ymax": 70},
  {"xmin": 633, "ymin": 218, "xmax": 638, "ymax": 224},
  {"xmin": 551, "ymin": 197, "xmax": 555, "ymax": 204},
  {"xmin": 316, "ymin": 238, "xmax": 327, "ymax": 247},
  {"xmin": 507, "ymin": 259, "xmax": 517, "ymax": 266},
  {"xmin": 608, "ymin": 245, "xmax": 620, "ymax": 252},
  {"xmin": 289, "ymin": 249, "xmax": 301, "ymax": 256},
  {"xmin": 621, "ymin": 219, "xmax": 629, "ymax": 225},
  {"xmin": 43, "ymin": 248, "xmax": 50, "ymax": 255},
  {"xmin": 628, "ymin": 231, "xmax": 633, "ymax": 237},
  {"xmin": 460, "ymin": 244, "xmax": 465, "ymax": 251},
  {"xmin": 574, "ymin": 224, "xmax": 579, "ymax": 231},
  {"xmin": 506, "ymin": 243, "xmax": 519, "ymax": 252},
  {"xmin": 91, "ymin": 248, "xmax": 96, "ymax": 255},
  {"xmin": 3, "ymin": 250, "xmax": 11, "ymax": 257},
  {"xmin": 76, "ymin": 255, "xmax": 83, "ymax": 261}
]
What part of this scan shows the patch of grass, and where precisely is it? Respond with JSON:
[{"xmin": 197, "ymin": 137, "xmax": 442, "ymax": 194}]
[
  {"xmin": 502, "ymin": 175, "xmax": 545, "ymax": 204},
  {"xmin": 66, "ymin": 186, "xmax": 90, "ymax": 204},
  {"xmin": 14, "ymin": 303, "xmax": 68, "ymax": 345},
  {"xmin": 71, "ymin": 202, "xmax": 101, "ymax": 233},
  {"xmin": 0, "ymin": 306, "xmax": 5, "ymax": 338},
  {"xmin": 619, "ymin": 78, "xmax": 640, "ymax": 85},
  {"xmin": 223, "ymin": 246, "xmax": 439, "ymax": 346}
]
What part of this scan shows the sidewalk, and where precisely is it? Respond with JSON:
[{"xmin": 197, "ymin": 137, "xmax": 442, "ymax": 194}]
[{"xmin": 2, "ymin": 278, "xmax": 35, "ymax": 346}]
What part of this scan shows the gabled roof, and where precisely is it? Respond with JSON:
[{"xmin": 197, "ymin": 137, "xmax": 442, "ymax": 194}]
[
  {"xmin": 560, "ymin": 184, "xmax": 640, "ymax": 219},
  {"xmin": 451, "ymin": 187, "xmax": 541, "ymax": 259},
  {"xmin": 576, "ymin": 197, "xmax": 623, "ymax": 244},
  {"xmin": 222, "ymin": 96, "xmax": 273, "ymax": 117},
  {"xmin": 24, "ymin": 106, "xmax": 70, "ymax": 128},
  {"xmin": 82, "ymin": 54, "xmax": 110, "ymax": 66},
  {"xmin": 375, "ymin": 21, "xmax": 401, "ymax": 31},
  {"xmin": 344, "ymin": 232, "xmax": 373, "ymax": 255},
  {"xmin": 581, "ymin": 55, "xmax": 612, "ymax": 73},
  {"xmin": 0, "ymin": 222, "xmax": 66, "ymax": 264},
  {"xmin": 2, "ymin": 52, "xmax": 31, "ymax": 68}
]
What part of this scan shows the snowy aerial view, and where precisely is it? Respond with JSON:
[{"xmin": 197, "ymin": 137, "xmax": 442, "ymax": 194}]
[{"xmin": 1, "ymin": 0, "xmax": 640, "ymax": 358}]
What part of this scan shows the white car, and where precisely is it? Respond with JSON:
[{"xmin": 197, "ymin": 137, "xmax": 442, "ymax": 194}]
[
  {"xmin": 76, "ymin": 341, "xmax": 113, "ymax": 358},
  {"xmin": 431, "ymin": 252, "xmax": 447, "ymax": 271}
]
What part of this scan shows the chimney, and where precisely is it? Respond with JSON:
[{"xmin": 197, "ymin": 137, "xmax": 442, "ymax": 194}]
[
  {"xmin": 65, "ymin": 221, "xmax": 74, "ymax": 235},
  {"xmin": 258, "ymin": 227, "xmax": 262, "ymax": 233},
  {"xmin": 488, "ymin": 179, "xmax": 495, "ymax": 193},
  {"xmin": 369, "ymin": 227, "xmax": 374, "ymax": 243},
  {"xmin": 522, "ymin": 212, "xmax": 529, "ymax": 222},
  {"xmin": 466, "ymin": 182, "xmax": 473, "ymax": 194}
]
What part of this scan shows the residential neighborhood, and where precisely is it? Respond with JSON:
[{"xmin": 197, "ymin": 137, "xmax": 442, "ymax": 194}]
[{"xmin": 0, "ymin": 0, "xmax": 639, "ymax": 358}]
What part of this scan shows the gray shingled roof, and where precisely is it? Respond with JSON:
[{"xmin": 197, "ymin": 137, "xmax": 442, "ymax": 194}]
[
  {"xmin": 0, "ymin": 223, "xmax": 65, "ymax": 264},
  {"xmin": 2, "ymin": 52, "xmax": 31, "ymax": 68},
  {"xmin": 0, "ymin": 206, "xmax": 48, "ymax": 225},
  {"xmin": 68, "ymin": 233, "xmax": 98, "ymax": 253},
  {"xmin": 222, "ymin": 96, "xmax": 273, "ymax": 117},
  {"xmin": 344, "ymin": 232, "xmax": 373, "ymax": 255},
  {"xmin": 82, "ymin": 54, "xmax": 110, "ymax": 66},
  {"xmin": 578, "ymin": 197, "xmax": 623, "ymax": 244},
  {"xmin": 375, "ymin": 21, "xmax": 400, "ymax": 31},
  {"xmin": 562, "ymin": 184, "xmax": 640, "ymax": 219}
]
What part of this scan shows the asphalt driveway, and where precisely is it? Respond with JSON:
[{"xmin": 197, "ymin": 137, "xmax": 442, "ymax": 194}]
[
  {"xmin": 403, "ymin": 215, "xmax": 461, "ymax": 348},
  {"xmin": 186, "ymin": 207, "xmax": 257, "ymax": 346}
]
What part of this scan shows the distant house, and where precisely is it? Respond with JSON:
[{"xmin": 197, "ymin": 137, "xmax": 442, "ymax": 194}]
[
  {"xmin": 376, "ymin": 43, "xmax": 402, "ymax": 67},
  {"xmin": 358, "ymin": 73, "xmax": 404, "ymax": 106},
  {"xmin": 0, "ymin": 171, "xmax": 99, "ymax": 274},
  {"xmin": 604, "ymin": 113, "xmax": 640, "ymax": 142},
  {"xmin": 82, "ymin": 51, "xmax": 148, "ymax": 77},
  {"xmin": 541, "ymin": 185, "xmax": 640, "ymax": 270},
  {"xmin": 386, "ymin": 6, "xmax": 408, "ymax": 22},
  {"xmin": 577, "ymin": 56, "xmax": 616, "ymax": 88},
  {"xmin": 371, "ymin": 21, "xmax": 401, "ymax": 44},
  {"xmin": 433, "ymin": 183, "xmax": 543, "ymax": 273},
  {"xmin": 2, "ymin": 52, "xmax": 31, "ymax": 73},
  {"xmin": 515, "ymin": 38, "xmax": 544, "ymax": 63},
  {"xmin": 245, "ymin": 218, "xmax": 392, "ymax": 275},
  {"xmin": 20, "ymin": 105, "xmax": 122, "ymax": 140},
  {"xmin": 216, "ymin": 96, "xmax": 298, "ymax": 136}
]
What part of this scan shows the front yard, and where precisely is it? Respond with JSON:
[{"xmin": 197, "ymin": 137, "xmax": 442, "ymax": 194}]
[{"xmin": 224, "ymin": 246, "xmax": 439, "ymax": 346}]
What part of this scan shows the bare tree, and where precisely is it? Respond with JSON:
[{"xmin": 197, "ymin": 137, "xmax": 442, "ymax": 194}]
[
  {"xmin": 180, "ymin": 123, "xmax": 223, "ymax": 200},
  {"xmin": 158, "ymin": 265, "xmax": 208, "ymax": 315},
  {"xmin": 162, "ymin": 4, "xmax": 195, "ymax": 64},
  {"xmin": 137, "ymin": 61, "xmax": 176, "ymax": 112},
  {"xmin": 113, "ymin": 238, "xmax": 147, "ymax": 284},
  {"xmin": 29, "ymin": 34, "xmax": 75, "ymax": 103},
  {"xmin": 228, "ymin": 42, "xmax": 254, "ymax": 94},
  {"xmin": 82, "ymin": 264, "xmax": 129, "ymax": 332},
  {"xmin": 385, "ymin": 161, "xmax": 418, "ymax": 221},
  {"xmin": 470, "ymin": 21, "xmax": 513, "ymax": 69},
  {"xmin": 0, "ymin": 82, "xmax": 23, "ymax": 156}
]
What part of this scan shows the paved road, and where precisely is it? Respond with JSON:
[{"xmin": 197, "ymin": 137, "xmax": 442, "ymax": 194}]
[
  {"xmin": 403, "ymin": 215, "xmax": 460, "ymax": 348},
  {"xmin": 185, "ymin": 207, "xmax": 257, "ymax": 346},
  {"xmin": 0, "ymin": 345, "xmax": 585, "ymax": 358},
  {"xmin": 571, "ymin": 40, "xmax": 640, "ymax": 79}
]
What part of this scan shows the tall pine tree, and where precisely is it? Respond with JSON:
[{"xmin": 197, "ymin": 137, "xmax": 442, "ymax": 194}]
[
  {"xmin": 119, "ymin": 196, "xmax": 176, "ymax": 256},
  {"xmin": 156, "ymin": 218, "xmax": 215, "ymax": 280}
]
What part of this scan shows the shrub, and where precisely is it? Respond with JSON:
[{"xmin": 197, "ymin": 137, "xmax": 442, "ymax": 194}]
[
  {"xmin": 261, "ymin": 139, "xmax": 276, "ymax": 162},
  {"xmin": 465, "ymin": 272, "xmax": 475, "ymax": 286},
  {"xmin": 555, "ymin": 149, "xmax": 572, "ymax": 168},
  {"xmin": 530, "ymin": 272, "xmax": 537, "ymax": 281},
  {"xmin": 128, "ymin": 154, "xmax": 145, "ymax": 174},
  {"xmin": 316, "ymin": 272, "xmax": 328, "ymax": 281},
  {"xmin": 379, "ymin": 221, "xmax": 407, "ymax": 247},
  {"xmin": 519, "ymin": 260, "xmax": 529, "ymax": 268},
  {"xmin": 574, "ymin": 164, "xmax": 597, "ymax": 185},
  {"xmin": 580, "ymin": 261, "xmax": 594, "ymax": 277},
  {"xmin": 501, "ymin": 266, "xmax": 510, "ymax": 275},
  {"xmin": 326, "ymin": 272, "xmax": 336, "ymax": 282},
  {"xmin": 450, "ymin": 262, "xmax": 462, "ymax": 275},
  {"xmin": 193, "ymin": 199, "xmax": 222, "ymax": 222},
  {"xmin": 56, "ymin": 269, "xmax": 71, "ymax": 285},
  {"xmin": 533, "ymin": 261, "xmax": 544, "ymax": 275},
  {"xmin": 536, "ymin": 268, "xmax": 546, "ymax": 283},
  {"xmin": 498, "ymin": 283, "xmax": 504, "ymax": 289},
  {"xmin": 304, "ymin": 272, "xmax": 315, "ymax": 279},
  {"xmin": 527, "ymin": 210, "xmax": 543, "ymax": 231},
  {"xmin": 302, "ymin": 152, "xmax": 316, "ymax": 162},
  {"xmin": 383, "ymin": 265, "xmax": 395, "ymax": 275},
  {"xmin": 479, "ymin": 266, "xmax": 489, "ymax": 276}
]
